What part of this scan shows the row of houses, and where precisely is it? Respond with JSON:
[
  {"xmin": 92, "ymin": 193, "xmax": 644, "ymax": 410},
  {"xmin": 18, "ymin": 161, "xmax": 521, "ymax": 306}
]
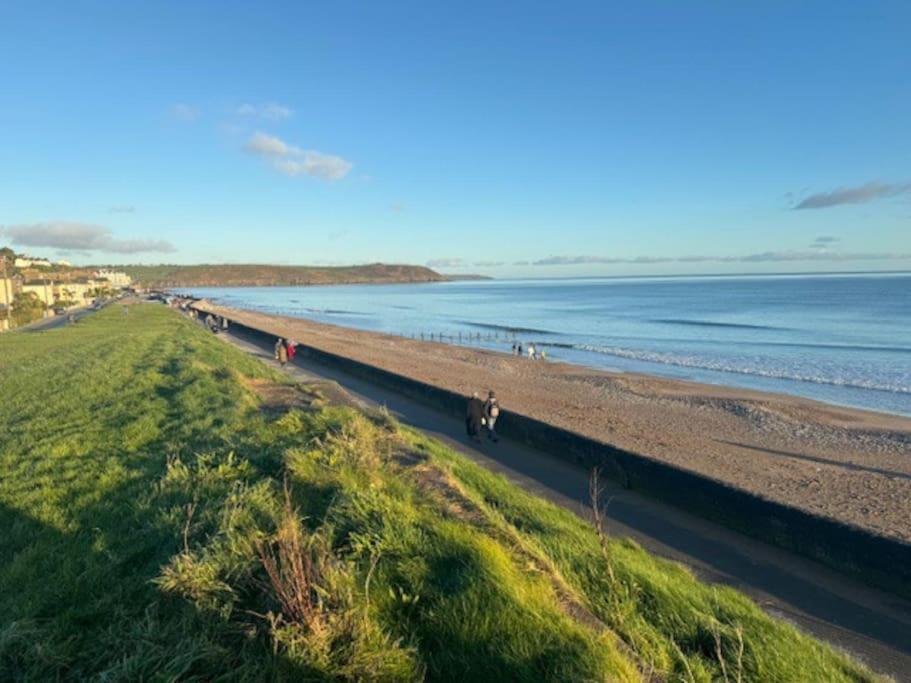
[
  {"xmin": 0, "ymin": 270, "xmax": 133, "ymax": 330},
  {"xmin": 12, "ymin": 256, "xmax": 74, "ymax": 268}
]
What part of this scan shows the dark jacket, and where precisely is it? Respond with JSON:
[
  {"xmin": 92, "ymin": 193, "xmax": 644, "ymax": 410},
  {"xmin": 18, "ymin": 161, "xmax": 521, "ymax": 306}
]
[{"xmin": 467, "ymin": 397, "xmax": 484, "ymax": 422}]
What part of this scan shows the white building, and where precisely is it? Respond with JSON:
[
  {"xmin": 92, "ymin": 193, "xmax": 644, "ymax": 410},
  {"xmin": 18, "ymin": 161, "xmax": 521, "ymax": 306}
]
[
  {"xmin": 14, "ymin": 257, "xmax": 52, "ymax": 268},
  {"xmin": 94, "ymin": 269, "xmax": 133, "ymax": 288}
]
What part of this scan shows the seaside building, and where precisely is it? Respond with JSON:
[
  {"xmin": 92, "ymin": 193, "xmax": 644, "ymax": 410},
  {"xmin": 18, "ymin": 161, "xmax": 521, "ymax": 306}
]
[
  {"xmin": 21, "ymin": 281, "xmax": 56, "ymax": 312},
  {"xmin": 14, "ymin": 256, "xmax": 52, "ymax": 268},
  {"xmin": 94, "ymin": 269, "xmax": 132, "ymax": 288},
  {"xmin": 55, "ymin": 281, "xmax": 95, "ymax": 308}
]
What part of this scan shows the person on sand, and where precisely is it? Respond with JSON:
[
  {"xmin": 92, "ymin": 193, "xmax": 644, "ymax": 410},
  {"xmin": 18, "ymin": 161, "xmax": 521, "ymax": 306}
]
[
  {"xmin": 528, "ymin": 343, "xmax": 536, "ymax": 360},
  {"xmin": 466, "ymin": 391, "xmax": 485, "ymax": 443},
  {"xmin": 516, "ymin": 343, "xmax": 523, "ymax": 357},
  {"xmin": 484, "ymin": 390, "xmax": 500, "ymax": 442}
]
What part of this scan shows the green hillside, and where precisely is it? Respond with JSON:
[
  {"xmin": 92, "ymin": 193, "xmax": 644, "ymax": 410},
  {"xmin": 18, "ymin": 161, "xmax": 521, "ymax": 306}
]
[
  {"xmin": 107, "ymin": 263, "xmax": 446, "ymax": 288},
  {"xmin": 0, "ymin": 305, "xmax": 881, "ymax": 681}
]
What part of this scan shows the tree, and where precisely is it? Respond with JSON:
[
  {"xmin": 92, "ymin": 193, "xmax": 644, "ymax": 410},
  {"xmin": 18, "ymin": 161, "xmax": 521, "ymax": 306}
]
[{"xmin": 12, "ymin": 291, "xmax": 45, "ymax": 326}]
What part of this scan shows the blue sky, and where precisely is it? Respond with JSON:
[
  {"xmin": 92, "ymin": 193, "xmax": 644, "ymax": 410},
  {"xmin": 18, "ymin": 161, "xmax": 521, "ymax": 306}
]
[{"xmin": 1, "ymin": 1, "xmax": 909, "ymax": 277}]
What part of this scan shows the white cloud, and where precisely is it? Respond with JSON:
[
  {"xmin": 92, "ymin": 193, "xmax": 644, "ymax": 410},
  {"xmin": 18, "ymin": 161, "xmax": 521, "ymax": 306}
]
[
  {"xmin": 426, "ymin": 258, "xmax": 465, "ymax": 268},
  {"xmin": 244, "ymin": 132, "xmax": 353, "ymax": 181},
  {"xmin": 170, "ymin": 103, "xmax": 200, "ymax": 122},
  {"xmin": 108, "ymin": 205, "xmax": 136, "ymax": 214},
  {"xmin": 245, "ymin": 132, "xmax": 291, "ymax": 156},
  {"xmin": 532, "ymin": 251, "xmax": 911, "ymax": 266},
  {"xmin": 1, "ymin": 222, "xmax": 175, "ymax": 254},
  {"xmin": 236, "ymin": 102, "xmax": 293, "ymax": 121}
]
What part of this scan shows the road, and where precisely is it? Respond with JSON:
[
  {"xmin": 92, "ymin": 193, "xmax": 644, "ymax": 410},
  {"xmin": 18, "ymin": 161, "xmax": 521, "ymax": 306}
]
[
  {"xmin": 19, "ymin": 305, "xmax": 96, "ymax": 332},
  {"xmin": 218, "ymin": 322, "xmax": 911, "ymax": 681}
]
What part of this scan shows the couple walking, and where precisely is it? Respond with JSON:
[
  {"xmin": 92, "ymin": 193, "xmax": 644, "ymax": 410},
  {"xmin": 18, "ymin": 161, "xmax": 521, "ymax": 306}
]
[
  {"xmin": 274, "ymin": 337, "xmax": 297, "ymax": 367},
  {"xmin": 466, "ymin": 390, "xmax": 500, "ymax": 443}
]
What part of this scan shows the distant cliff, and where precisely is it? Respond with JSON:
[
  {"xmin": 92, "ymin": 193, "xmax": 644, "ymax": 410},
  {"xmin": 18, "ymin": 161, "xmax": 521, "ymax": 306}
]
[{"xmin": 116, "ymin": 263, "xmax": 447, "ymax": 288}]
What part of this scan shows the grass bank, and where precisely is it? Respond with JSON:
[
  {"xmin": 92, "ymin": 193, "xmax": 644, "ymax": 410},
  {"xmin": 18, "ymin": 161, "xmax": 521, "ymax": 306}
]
[{"xmin": 0, "ymin": 304, "xmax": 882, "ymax": 681}]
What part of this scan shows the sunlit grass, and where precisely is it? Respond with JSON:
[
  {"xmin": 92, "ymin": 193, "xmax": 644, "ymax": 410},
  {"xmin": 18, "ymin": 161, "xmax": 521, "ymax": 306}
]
[{"xmin": 0, "ymin": 304, "xmax": 883, "ymax": 681}]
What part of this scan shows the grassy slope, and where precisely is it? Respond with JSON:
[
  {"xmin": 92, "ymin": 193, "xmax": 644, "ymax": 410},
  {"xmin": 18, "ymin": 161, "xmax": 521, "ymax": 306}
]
[
  {"xmin": 0, "ymin": 306, "xmax": 881, "ymax": 681},
  {"xmin": 103, "ymin": 263, "xmax": 446, "ymax": 288}
]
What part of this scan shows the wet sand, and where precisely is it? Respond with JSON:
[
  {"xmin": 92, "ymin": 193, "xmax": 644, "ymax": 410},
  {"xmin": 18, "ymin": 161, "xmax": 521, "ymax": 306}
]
[{"xmin": 198, "ymin": 302, "xmax": 911, "ymax": 544}]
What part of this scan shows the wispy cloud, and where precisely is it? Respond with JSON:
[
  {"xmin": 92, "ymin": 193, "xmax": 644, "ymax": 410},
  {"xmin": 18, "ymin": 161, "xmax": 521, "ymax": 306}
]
[
  {"xmin": 1, "ymin": 222, "xmax": 175, "ymax": 254},
  {"xmin": 236, "ymin": 102, "xmax": 293, "ymax": 121},
  {"xmin": 426, "ymin": 258, "xmax": 465, "ymax": 268},
  {"xmin": 170, "ymin": 103, "xmax": 200, "ymax": 122},
  {"xmin": 810, "ymin": 235, "xmax": 839, "ymax": 248},
  {"xmin": 532, "ymin": 251, "xmax": 910, "ymax": 266},
  {"xmin": 473, "ymin": 261, "xmax": 504, "ymax": 267},
  {"xmin": 244, "ymin": 132, "xmax": 353, "ymax": 181},
  {"xmin": 794, "ymin": 181, "xmax": 911, "ymax": 209},
  {"xmin": 108, "ymin": 205, "xmax": 136, "ymax": 214}
]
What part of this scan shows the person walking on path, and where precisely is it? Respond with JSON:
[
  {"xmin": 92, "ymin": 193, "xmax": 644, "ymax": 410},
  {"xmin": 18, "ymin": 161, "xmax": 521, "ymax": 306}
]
[
  {"xmin": 286, "ymin": 339, "xmax": 297, "ymax": 361},
  {"xmin": 466, "ymin": 391, "xmax": 485, "ymax": 443},
  {"xmin": 484, "ymin": 390, "xmax": 501, "ymax": 442},
  {"xmin": 274, "ymin": 337, "xmax": 285, "ymax": 361}
]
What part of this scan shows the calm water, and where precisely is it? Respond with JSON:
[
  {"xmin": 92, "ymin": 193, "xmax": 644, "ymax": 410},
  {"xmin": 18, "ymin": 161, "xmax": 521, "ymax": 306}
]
[{"xmin": 186, "ymin": 273, "xmax": 911, "ymax": 416}]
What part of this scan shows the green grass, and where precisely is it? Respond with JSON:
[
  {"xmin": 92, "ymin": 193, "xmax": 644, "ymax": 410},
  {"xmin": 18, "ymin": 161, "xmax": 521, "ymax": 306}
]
[{"xmin": 0, "ymin": 305, "xmax": 884, "ymax": 681}]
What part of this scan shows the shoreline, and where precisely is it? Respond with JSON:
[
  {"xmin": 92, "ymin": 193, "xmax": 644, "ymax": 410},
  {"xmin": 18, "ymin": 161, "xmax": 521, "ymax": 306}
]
[{"xmin": 196, "ymin": 301, "xmax": 911, "ymax": 545}]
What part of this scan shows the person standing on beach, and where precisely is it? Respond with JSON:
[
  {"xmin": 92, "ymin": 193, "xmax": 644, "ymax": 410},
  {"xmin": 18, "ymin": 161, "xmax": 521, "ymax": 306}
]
[
  {"xmin": 484, "ymin": 390, "xmax": 500, "ymax": 442},
  {"xmin": 517, "ymin": 343, "xmax": 523, "ymax": 357},
  {"xmin": 528, "ymin": 343, "xmax": 536, "ymax": 360},
  {"xmin": 466, "ymin": 391, "xmax": 484, "ymax": 443}
]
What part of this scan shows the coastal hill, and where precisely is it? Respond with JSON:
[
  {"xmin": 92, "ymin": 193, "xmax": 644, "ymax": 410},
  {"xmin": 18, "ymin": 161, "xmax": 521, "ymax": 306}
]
[{"xmin": 108, "ymin": 262, "xmax": 447, "ymax": 288}]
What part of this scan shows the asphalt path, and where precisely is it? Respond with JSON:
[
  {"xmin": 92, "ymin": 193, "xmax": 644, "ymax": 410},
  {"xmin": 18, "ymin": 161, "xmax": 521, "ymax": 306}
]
[
  {"xmin": 217, "ymin": 321, "xmax": 911, "ymax": 681},
  {"xmin": 18, "ymin": 304, "xmax": 103, "ymax": 332}
]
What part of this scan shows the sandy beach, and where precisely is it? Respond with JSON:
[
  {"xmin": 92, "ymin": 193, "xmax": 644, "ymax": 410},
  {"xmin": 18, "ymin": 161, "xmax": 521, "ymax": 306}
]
[{"xmin": 199, "ymin": 302, "xmax": 911, "ymax": 544}]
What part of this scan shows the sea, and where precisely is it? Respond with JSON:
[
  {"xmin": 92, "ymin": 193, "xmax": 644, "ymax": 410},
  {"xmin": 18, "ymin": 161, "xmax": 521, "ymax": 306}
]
[{"xmin": 184, "ymin": 273, "xmax": 911, "ymax": 417}]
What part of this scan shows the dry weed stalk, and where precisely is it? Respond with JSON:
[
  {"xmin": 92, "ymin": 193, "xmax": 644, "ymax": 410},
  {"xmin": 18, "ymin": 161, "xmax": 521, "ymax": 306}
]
[
  {"xmin": 589, "ymin": 467, "xmax": 616, "ymax": 583},
  {"xmin": 713, "ymin": 621, "xmax": 745, "ymax": 683},
  {"xmin": 256, "ymin": 485, "xmax": 326, "ymax": 633}
]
